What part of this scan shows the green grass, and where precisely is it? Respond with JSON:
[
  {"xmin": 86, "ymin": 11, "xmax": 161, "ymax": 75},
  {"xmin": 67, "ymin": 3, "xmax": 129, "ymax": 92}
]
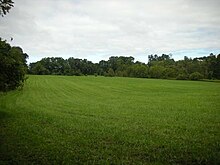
[{"xmin": 0, "ymin": 75, "xmax": 220, "ymax": 164}]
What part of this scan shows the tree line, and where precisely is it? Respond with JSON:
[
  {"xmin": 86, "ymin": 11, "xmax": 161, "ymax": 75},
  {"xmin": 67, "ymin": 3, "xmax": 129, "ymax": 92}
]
[
  {"xmin": 29, "ymin": 53, "xmax": 220, "ymax": 80},
  {"xmin": 0, "ymin": 36, "xmax": 219, "ymax": 93}
]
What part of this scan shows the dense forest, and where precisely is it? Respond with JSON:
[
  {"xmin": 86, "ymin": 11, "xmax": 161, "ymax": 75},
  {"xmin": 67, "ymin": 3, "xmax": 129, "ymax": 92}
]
[{"xmin": 29, "ymin": 53, "xmax": 220, "ymax": 80}]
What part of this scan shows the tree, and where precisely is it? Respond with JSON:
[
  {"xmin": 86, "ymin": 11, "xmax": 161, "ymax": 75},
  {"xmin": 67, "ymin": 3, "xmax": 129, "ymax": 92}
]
[
  {"xmin": 106, "ymin": 68, "xmax": 115, "ymax": 77},
  {"xmin": 215, "ymin": 54, "xmax": 220, "ymax": 79},
  {"xmin": 189, "ymin": 72, "xmax": 204, "ymax": 81},
  {"xmin": 149, "ymin": 65, "xmax": 165, "ymax": 78},
  {"xmin": 30, "ymin": 62, "xmax": 49, "ymax": 75},
  {"xmin": 176, "ymin": 73, "xmax": 188, "ymax": 80},
  {"xmin": 0, "ymin": 0, "xmax": 14, "ymax": 16},
  {"xmin": 211, "ymin": 54, "xmax": 220, "ymax": 79},
  {"xmin": 129, "ymin": 64, "xmax": 148, "ymax": 78},
  {"xmin": 0, "ymin": 38, "xmax": 28, "ymax": 91},
  {"xmin": 99, "ymin": 60, "xmax": 108, "ymax": 75}
]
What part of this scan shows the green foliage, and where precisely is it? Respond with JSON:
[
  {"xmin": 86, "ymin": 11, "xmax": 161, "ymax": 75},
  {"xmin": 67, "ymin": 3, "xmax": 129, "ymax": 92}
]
[
  {"xmin": 0, "ymin": 38, "xmax": 28, "ymax": 91},
  {"xmin": 106, "ymin": 68, "xmax": 115, "ymax": 77},
  {"xmin": 29, "ymin": 62, "xmax": 49, "ymax": 75},
  {"xmin": 176, "ymin": 73, "xmax": 188, "ymax": 80},
  {"xmin": 29, "ymin": 53, "xmax": 220, "ymax": 80},
  {"xmin": 0, "ymin": 75, "xmax": 220, "ymax": 164},
  {"xmin": 149, "ymin": 65, "xmax": 165, "ymax": 78},
  {"xmin": 213, "ymin": 54, "xmax": 220, "ymax": 79},
  {"xmin": 128, "ymin": 64, "xmax": 148, "ymax": 78},
  {"xmin": 0, "ymin": 0, "xmax": 14, "ymax": 16},
  {"xmin": 189, "ymin": 72, "xmax": 204, "ymax": 80},
  {"xmin": 148, "ymin": 53, "xmax": 220, "ymax": 80}
]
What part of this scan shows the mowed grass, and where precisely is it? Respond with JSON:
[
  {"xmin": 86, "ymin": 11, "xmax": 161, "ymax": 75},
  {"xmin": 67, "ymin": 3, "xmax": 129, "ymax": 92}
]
[{"xmin": 0, "ymin": 75, "xmax": 220, "ymax": 164}]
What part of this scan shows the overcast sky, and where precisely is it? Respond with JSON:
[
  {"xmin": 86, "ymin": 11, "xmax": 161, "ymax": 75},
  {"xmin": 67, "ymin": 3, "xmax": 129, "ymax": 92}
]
[{"xmin": 0, "ymin": 0, "xmax": 220, "ymax": 63}]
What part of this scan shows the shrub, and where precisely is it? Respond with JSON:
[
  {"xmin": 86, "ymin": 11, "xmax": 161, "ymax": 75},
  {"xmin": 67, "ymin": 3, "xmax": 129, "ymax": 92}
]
[
  {"xmin": 189, "ymin": 72, "xmax": 204, "ymax": 80},
  {"xmin": 176, "ymin": 73, "xmax": 188, "ymax": 80},
  {"xmin": 106, "ymin": 68, "xmax": 115, "ymax": 77}
]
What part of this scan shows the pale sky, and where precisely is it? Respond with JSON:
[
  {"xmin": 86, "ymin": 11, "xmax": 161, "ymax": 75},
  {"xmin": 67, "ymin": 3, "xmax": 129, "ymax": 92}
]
[{"xmin": 0, "ymin": 0, "xmax": 220, "ymax": 63}]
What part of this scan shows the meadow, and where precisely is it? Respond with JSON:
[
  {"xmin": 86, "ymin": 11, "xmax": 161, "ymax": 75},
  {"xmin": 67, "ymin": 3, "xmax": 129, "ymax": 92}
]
[{"xmin": 0, "ymin": 75, "xmax": 220, "ymax": 164}]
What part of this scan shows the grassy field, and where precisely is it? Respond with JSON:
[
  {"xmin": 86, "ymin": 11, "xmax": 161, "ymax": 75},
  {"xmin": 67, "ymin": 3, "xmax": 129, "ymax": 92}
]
[{"xmin": 0, "ymin": 75, "xmax": 220, "ymax": 164}]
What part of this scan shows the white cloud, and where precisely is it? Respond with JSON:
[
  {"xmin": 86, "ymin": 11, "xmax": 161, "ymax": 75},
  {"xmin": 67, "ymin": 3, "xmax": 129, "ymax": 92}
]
[{"xmin": 0, "ymin": 0, "xmax": 219, "ymax": 63}]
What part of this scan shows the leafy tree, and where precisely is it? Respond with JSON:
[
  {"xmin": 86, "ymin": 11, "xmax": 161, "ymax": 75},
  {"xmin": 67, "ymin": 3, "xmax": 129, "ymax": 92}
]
[
  {"xmin": 106, "ymin": 68, "xmax": 115, "ymax": 77},
  {"xmin": 189, "ymin": 72, "xmax": 204, "ymax": 81},
  {"xmin": 162, "ymin": 67, "xmax": 176, "ymax": 79},
  {"xmin": 212, "ymin": 54, "xmax": 220, "ymax": 79},
  {"xmin": 176, "ymin": 73, "xmax": 188, "ymax": 80},
  {"xmin": 30, "ymin": 62, "xmax": 49, "ymax": 75},
  {"xmin": 0, "ymin": 38, "xmax": 28, "ymax": 91},
  {"xmin": 149, "ymin": 65, "xmax": 165, "ymax": 78},
  {"xmin": 0, "ymin": 0, "xmax": 14, "ymax": 16},
  {"xmin": 129, "ymin": 64, "xmax": 148, "ymax": 78},
  {"xmin": 98, "ymin": 60, "xmax": 109, "ymax": 75}
]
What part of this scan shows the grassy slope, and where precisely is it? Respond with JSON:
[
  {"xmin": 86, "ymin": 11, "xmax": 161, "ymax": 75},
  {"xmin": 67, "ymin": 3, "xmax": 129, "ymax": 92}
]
[{"xmin": 0, "ymin": 75, "xmax": 220, "ymax": 164}]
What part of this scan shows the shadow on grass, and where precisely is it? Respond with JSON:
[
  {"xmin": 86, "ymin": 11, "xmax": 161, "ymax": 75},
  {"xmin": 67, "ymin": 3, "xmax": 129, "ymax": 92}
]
[
  {"xmin": 0, "ymin": 111, "xmax": 11, "ymax": 120},
  {"xmin": 201, "ymin": 79, "xmax": 220, "ymax": 83}
]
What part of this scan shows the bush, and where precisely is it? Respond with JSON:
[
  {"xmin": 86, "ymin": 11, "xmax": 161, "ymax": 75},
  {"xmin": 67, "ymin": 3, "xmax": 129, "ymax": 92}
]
[
  {"xmin": 106, "ymin": 68, "xmax": 115, "ymax": 77},
  {"xmin": 176, "ymin": 73, "xmax": 188, "ymax": 80},
  {"xmin": 189, "ymin": 72, "xmax": 204, "ymax": 80}
]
